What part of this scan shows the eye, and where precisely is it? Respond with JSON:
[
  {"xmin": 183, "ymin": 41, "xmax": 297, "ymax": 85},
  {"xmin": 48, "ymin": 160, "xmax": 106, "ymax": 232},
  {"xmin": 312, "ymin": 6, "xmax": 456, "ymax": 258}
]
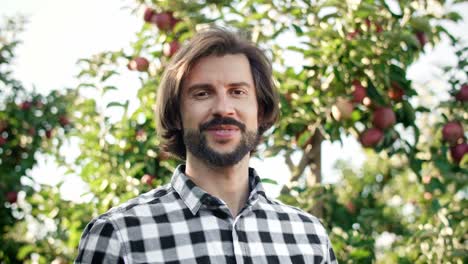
[
  {"xmin": 231, "ymin": 89, "xmax": 247, "ymax": 96},
  {"xmin": 193, "ymin": 90, "xmax": 210, "ymax": 99}
]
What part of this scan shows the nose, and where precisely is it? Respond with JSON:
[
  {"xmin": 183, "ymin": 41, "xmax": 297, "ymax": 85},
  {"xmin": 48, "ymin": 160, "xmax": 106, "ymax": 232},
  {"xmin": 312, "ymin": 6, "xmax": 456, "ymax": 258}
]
[{"xmin": 212, "ymin": 92, "xmax": 235, "ymax": 117}]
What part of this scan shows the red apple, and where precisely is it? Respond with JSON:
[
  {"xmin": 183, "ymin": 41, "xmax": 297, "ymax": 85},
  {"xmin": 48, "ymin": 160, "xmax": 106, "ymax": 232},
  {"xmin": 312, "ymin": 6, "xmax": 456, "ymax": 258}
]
[
  {"xmin": 450, "ymin": 143, "xmax": 468, "ymax": 164},
  {"xmin": 152, "ymin": 12, "xmax": 178, "ymax": 31},
  {"xmin": 59, "ymin": 116, "xmax": 70, "ymax": 126},
  {"xmin": 136, "ymin": 129, "xmax": 145, "ymax": 137},
  {"xmin": 163, "ymin": 40, "xmax": 181, "ymax": 57},
  {"xmin": 136, "ymin": 129, "xmax": 146, "ymax": 141},
  {"xmin": 360, "ymin": 128, "xmax": 384, "ymax": 148},
  {"xmin": 143, "ymin": 7, "xmax": 155, "ymax": 23},
  {"xmin": 331, "ymin": 97, "xmax": 354, "ymax": 120},
  {"xmin": 141, "ymin": 174, "xmax": 155, "ymax": 186},
  {"xmin": 352, "ymin": 80, "xmax": 367, "ymax": 103},
  {"xmin": 284, "ymin": 92, "xmax": 293, "ymax": 103},
  {"xmin": 169, "ymin": 16, "xmax": 180, "ymax": 29},
  {"xmin": 127, "ymin": 57, "xmax": 149, "ymax": 72},
  {"xmin": 423, "ymin": 192, "xmax": 432, "ymax": 200},
  {"xmin": 372, "ymin": 107, "xmax": 396, "ymax": 130},
  {"xmin": 442, "ymin": 121, "xmax": 464, "ymax": 145},
  {"xmin": 0, "ymin": 120, "xmax": 8, "ymax": 131},
  {"xmin": 455, "ymin": 84, "xmax": 468, "ymax": 102},
  {"xmin": 28, "ymin": 127, "xmax": 36, "ymax": 136},
  {"xmin": 35, "ymin": 100, "xmax": 44, "ymax": 108},
  {"xmin": 422, "ymin": 175, "xmax": 431, "ymax": 184},
  {"xmin": 415, "ymin": 31, "xmax": 427, "ymax": 48},
  {"xmin": 0, "ymin": 137, "xmax": 6, "ymax": 146},
  {"xmin": 347, "ymin": 30, "xmax": 360, "ymax": 40},
  {"xmin": 388, "ymin": 82, "xmax": 404, "ymax": 101},
  {"xmin": 345, "ymin": 201, "xmax": 356, "ymax": 214},
  {"xmin": 45, "ymin": 129, "xmax": 53, "ymax": 139},
  {"xmin": 6, "ymin": 191, "xmax": 18, "ymax": 203},
  {"xmin": 20, "ymin": 101, "xmax": 32, "ymax": 110},
  {"xmin": 375, "ymin": 23, "xmax": 383, "ymax": 33},
  {"xmin": 364, "ymin": 18, "xmax": 371, "ymax": 29}
]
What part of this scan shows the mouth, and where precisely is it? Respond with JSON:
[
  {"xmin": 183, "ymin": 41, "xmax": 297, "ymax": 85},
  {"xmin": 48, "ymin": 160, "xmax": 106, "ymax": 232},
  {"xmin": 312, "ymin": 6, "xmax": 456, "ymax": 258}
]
[
  {"xmin": 206, "ymin": 125, "xmax": 240, "ymax": 132},
  {"xmin": 205, "ymin": 125, "xmax": 240, "ymax": 139},
  {"xmin": 199, "ymin": 117, "xmax": 246, "ymax": 134}
]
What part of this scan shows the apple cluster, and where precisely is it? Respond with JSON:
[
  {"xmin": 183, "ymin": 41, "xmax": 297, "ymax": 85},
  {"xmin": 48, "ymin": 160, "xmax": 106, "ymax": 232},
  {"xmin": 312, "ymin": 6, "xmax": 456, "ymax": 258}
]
[
  {"xmin": 127, "ymin": 8, "xmax": 182, "ymax": 72},
  {"xmin": 331, "ymin": 80, "xmax": 399, "ymax": 148},
  {"xmin": 454, "ymin": 83, "xmax": 468, "ymax": 102},
  {"xmin": 0, "ymin": 101, "xmax": 70, "ymax": 147},
  {"xmin": 441, "ymin": 83, "xmax": 468, "ymax": 164},
  {"xmin": 143, "ymin": 8, "xmax": 179, "ymax": 32},
  {"xmin": 144, "ymin": 7, "xmax": 181, "ymax": 58},
  {"xmin": 442, "ymin": 121, "xmax": 466, "ymax": 164},
  {"xmin": 1, "ymin": 99, "xmax": 71, "ymax": 206},
  {"xmin": 345, "ymin": 18, "xmax": 428, "ymax": 51},
  {"xmin": 346, "ymin": 18, "xmax": 384, "ymax": 40}
]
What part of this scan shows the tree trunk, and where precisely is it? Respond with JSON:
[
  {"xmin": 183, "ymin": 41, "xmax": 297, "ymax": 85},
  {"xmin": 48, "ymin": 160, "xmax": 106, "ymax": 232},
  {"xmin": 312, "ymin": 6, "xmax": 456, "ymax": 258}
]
[
  {"xmin": 307, "ymin": 130, "xmax": 323, "ymax": 218},
  {"xmin": 280, "ymin": 129, "xmax": 324, "ymax": 218}
]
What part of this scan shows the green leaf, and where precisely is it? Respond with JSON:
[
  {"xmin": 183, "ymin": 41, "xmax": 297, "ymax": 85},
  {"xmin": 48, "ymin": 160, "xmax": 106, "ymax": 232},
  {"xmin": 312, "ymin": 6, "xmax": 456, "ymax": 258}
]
[
  {"xmin": 103, "ymin": 86, "xmax": 118, "ymax": 93},
  {"xmin": 106, "ymin": 101, "xmax": 128, "ymax": 109},
  {"xmin": 434, "ymin": 158, "xmax": 451, "ymax": 173},
  {"xmin": 415, "ymin": 106, "xmax": 430, "ymax": 112},
  {"xmin": 333, "ymin": 66, "xmax": 343, "ymax": 83},
  {"xmin": 431, "ymin": 199, "xmax": 441, "ymax": 213},
  {"xmin": 410, "ymin": 17, "xmax": 431, "ymax": 32},
  {"xmin": 349, "ymin": 248, "xmax": 371, "ymax": 259},
  {"xmin": 366, "ymin": 79, "xmax": 385, "ymax": 106},
  {"xmin": 401, "ymin": 101, "xmax": 415, "ymax": 127},
  {"xmin": 77, "ymin": 83, "xmax": 96, "ymax": 89},
  {"xmin": 409, "ymin": 157, "xmax": 423, "ymax": 173},
  {"xmin": 17, "ymin": 244, "xmax": 35, "ymax": 259},
  {"xmin": 444, "ymin": 12, "xmax": 462, "ymax": 22},
  {"xmin": 101, "ymin": 70, "xmax": 119, "ymax": 82},
  {"xmin": 261, "ymin": 178, "xmax": 279, "ymax": 185},
  {"xmin": 297, "ymin": 129, "xmax": 312, "ymax": 147},
  {"xmin": 292, "ymin": 24, "xmax": 303, "ymax": 35}
]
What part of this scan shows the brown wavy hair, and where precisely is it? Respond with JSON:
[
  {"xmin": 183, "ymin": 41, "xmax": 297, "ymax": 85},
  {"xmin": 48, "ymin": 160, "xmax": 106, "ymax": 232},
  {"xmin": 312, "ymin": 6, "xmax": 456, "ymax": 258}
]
[{"xmin": 155, "ymin": 27, "xmax": 279, "ymax": 160}]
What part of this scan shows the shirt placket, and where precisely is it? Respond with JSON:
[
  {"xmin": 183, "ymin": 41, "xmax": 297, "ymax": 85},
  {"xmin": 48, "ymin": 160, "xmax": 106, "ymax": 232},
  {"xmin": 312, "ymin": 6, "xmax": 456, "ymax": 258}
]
[
  {"xmin": 231, "ymin": 196, "xmax": 258, "ymax": 264},
  {"xmin": 231, "ymin": 209, "xmax": 245, "ymax": 264}
]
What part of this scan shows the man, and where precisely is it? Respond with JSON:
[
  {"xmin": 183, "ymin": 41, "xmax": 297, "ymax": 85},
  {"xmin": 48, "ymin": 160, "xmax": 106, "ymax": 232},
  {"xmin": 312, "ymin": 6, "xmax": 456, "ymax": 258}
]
[{"xmin": 76, "ymin": 27, "xmax": 337, "ymax": 263}]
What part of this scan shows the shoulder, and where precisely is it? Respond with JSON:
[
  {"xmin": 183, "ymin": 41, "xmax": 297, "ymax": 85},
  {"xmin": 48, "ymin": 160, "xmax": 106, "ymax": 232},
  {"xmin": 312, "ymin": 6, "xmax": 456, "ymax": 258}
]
[
  {"xmin": 258, "ymin": 196, "xmax": 329, "ymax": 235},
  {"xmin": 76, "ymin": 184, "xmax": 176, "ymax": 262},
  {"xmin": 90, "ymin": 183, "xmax": 175, "ymax": 228},
  {"xmin": 106, "ymin": 184, "xmax": 177, "ymax": 219}
]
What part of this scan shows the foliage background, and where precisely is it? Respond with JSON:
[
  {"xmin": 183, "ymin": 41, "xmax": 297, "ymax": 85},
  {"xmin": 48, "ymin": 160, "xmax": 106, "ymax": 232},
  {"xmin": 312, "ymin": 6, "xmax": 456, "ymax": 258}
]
[{"xmin": 1, "ymin": 0, "xmax": 467, "ymax": 263}]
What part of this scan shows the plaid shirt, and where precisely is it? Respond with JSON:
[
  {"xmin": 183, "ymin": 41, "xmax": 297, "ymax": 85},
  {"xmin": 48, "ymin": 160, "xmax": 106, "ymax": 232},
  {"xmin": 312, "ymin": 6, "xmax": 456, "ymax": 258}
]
[{"xmin": 75, "ymin": 165, "xmax": 337, "ymax": 263}]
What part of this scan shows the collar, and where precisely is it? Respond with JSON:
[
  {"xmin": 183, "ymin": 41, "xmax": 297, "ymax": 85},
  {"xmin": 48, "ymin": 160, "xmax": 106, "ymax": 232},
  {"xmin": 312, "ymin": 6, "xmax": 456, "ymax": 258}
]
[{"xmin": 170, "ymin": 164, "xmax": 268, "ymax": 215}]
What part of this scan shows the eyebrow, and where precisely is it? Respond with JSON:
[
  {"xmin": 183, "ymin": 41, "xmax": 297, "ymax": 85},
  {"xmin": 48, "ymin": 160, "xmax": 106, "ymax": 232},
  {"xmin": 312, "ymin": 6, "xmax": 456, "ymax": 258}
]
[
  {"xmin": 186, "ymin": 82, "xmax": 251, "ymax": 92},
  {"xmin": 228, "ymin": 82, "xmax": 251, "ymax": 88}
]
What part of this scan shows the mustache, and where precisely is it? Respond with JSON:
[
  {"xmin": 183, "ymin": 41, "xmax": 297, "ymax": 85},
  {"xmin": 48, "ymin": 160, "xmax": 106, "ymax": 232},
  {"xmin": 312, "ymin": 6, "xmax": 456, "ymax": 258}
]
[{"xmin": 199, "ymin": 117, "xmax": 246, "ymax": 132}]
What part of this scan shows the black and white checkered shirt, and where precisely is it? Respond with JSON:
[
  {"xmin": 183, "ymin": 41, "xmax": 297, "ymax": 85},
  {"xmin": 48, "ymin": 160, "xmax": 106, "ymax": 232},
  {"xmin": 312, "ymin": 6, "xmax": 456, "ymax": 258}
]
[{"xmin": 75, "ymin": 165, "xmax": 337, "ymax": 263}]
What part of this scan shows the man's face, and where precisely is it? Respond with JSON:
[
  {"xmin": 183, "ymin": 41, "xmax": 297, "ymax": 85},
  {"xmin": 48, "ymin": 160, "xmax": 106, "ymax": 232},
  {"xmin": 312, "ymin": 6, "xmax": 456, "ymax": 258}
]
[{"xmin": 180, "ymin": 54, "xmax": 260, "ymax": 167}]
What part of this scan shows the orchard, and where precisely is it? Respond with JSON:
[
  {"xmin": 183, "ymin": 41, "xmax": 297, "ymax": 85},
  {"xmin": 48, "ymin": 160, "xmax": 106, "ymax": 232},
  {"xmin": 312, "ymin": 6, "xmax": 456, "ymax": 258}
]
[{"xmin": 1, "ymin": 0, "xmax": 467, "ymax": 263}]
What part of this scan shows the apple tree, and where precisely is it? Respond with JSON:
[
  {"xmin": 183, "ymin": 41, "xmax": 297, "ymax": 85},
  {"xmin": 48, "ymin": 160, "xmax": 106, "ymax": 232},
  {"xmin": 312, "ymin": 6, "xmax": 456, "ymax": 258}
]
[
  {"xmin": 1, "ymin": 0, "xmax": 466, "ymax": 263},
  {"xmin": 0, "ymin": 17, "xmax": 77, "ymax": 262}
]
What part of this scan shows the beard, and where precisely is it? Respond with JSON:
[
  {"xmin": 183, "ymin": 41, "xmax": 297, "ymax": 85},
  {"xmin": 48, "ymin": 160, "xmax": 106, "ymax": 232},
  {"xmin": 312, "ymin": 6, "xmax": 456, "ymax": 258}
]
[{"xmin": 183, "ymin": 117, "xmax": 260, "ymax": 167}]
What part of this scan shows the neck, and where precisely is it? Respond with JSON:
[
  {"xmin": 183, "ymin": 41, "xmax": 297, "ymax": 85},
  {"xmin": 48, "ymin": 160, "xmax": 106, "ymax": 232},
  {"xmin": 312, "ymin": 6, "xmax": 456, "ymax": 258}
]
[{"xmin": 185, "ymin": 154, "xmax": 251, "ymax": 217}]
